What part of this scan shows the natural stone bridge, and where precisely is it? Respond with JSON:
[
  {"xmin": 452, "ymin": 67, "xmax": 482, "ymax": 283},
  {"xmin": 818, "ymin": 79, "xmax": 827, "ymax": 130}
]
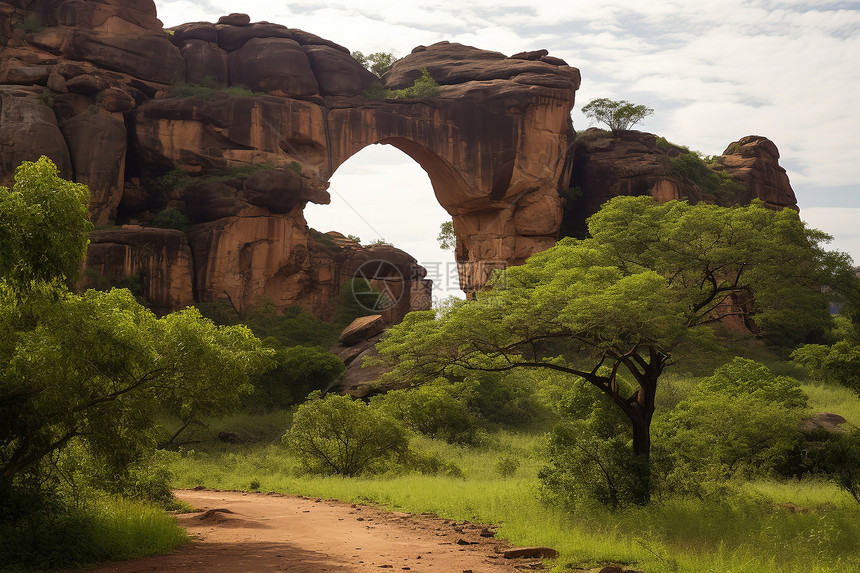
[
  {"xmin": 0, "ymin": 0, "xmax": 580, "ymax": 315},
  {"xmin": 4, "ymin": 1, "xmax": 796, "ymax": 321}
]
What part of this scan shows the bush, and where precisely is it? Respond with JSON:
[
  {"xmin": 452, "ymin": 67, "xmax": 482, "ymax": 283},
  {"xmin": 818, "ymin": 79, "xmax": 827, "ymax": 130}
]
[
  {"xmin": 541, "ymin": 419, "xmax": 650, "ymax": 510},
  {"xmin": 819, "ymin": 427, "xmax": 860, "ymax": 504},
  {"xmin": 152, "ymin": 207, "xmax": 189, "ymax": 230},
  {"xmin": 362, "ymin": 68, "xmax": 441, "ymax": 100},
  {"xmin": 538, "ymin": 379, "xmax": 651, "ymax": 509},
  {"xmin": 373, "ymin": 380, "xmax": 479, "ymax": 444},
  {"xmin": 669, "ymin": 152, "xmax": 745, "ymax": 204},
  {"xmin": 248, "ymin": 345, "xmax": 345, "ymax": 409},
  {"xmin": 283, "ymin": 392, "xmax": 408, "ymax": 476},
  {"xmin": 654, "ymin": 358, "xmax": 808, "ymax": 495}
]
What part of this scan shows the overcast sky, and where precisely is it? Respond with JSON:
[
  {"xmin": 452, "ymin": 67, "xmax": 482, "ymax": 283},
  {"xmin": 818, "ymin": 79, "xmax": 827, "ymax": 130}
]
[{"xmin": 154, "ymin": 1, "xmax": 860, "ymax": 299}]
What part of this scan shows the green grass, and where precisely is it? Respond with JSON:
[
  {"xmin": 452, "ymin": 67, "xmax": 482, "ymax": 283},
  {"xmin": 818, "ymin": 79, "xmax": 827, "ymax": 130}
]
[
  {"xmin": 0, "ymin": 495, "xmax": 187, "ymax": 570},
  {"xmin": 168, "ymin": 426, "xmax": 860, "ymax": 573},
  {"xmin": 804, "ymin": 382, "xmax": 860, "ymax": 426}
]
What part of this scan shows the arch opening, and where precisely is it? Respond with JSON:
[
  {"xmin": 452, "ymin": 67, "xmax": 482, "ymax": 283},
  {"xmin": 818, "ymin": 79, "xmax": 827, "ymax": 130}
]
[{"xmin": 304, "ymin": 143, "xmax": 464, "ymax": 302}]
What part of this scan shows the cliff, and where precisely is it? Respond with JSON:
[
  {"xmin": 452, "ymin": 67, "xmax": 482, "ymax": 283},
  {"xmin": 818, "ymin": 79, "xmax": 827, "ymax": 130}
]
[{"xmin": 0, "ymin": 0, "xmax": 799, "ymax": 320}]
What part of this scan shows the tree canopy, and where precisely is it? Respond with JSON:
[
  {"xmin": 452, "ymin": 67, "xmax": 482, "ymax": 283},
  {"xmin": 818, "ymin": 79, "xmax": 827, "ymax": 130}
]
[
  {"xmin": 0, "ymin": 157, "xmax": 92, "ymax": 295},
  {"xmin": 581, "ymin": 98, "xmax": 654, "ymax": 134},
  {"xmin": 374, "ymin": 196, "xmax": 854, "ymax": 500},
  {"xmin": 0, "ymin": 157, "xmax": 273, "ymax": 504}
]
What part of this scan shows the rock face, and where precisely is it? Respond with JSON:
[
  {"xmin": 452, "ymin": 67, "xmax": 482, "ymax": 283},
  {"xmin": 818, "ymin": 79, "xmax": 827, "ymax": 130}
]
[
  {"xmin": 566, "ymin": 129, "xmax": 798, "ymax": 237},
  {"xmin": 0, "ymin": 1, "xmax": 799, "ymax": 320}
]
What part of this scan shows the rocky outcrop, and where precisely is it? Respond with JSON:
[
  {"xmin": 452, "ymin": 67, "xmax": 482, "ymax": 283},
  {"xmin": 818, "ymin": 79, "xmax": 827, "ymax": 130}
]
[
  {"xmin": 0, "ymin": 0, "xmax": 800, "ymax": 321},
  {"xmin": 565, "ymin": 129, "xmax": 798, "ymax": 237},
  {"xmin": 717, "ymin": 135, "xmax": 798, "ymax": 209},
  {"xmin": 329, "ymin": 314, "xmax": 392, "ymax": 398}
]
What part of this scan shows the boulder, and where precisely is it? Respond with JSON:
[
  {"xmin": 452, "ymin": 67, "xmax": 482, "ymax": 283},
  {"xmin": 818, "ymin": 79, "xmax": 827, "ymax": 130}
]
[
  {"xmin": 338, "ymin": 314, "xmax": 385, "ymax": 347},
  {"xmin": 182, "ymin": 181, "xmax": 250, "ymax": 224},
  {"xmin": 217, "ymin": 21, "xmax": 293, "ymax": 52},
  {"xmin": 180, "ymin": 39, "xmax": 228, "ymax": 86},
  {"xmin": 67, "ymin": 29, "xmax": 185, "ymax": 85},
  {"xmin": 304, "ymin": 44, "xmax": 378, "ymax": 97},
  {"xmin": 242, "ymin": 168, "xmax": 330, "ymax": 213},
  {"xmin": 168, "ymin": 22, "xmax": 218, "ymax": 45},
  {"xmin": 217, "ymin": 13, "xmax": 251, "ymax": 27},
  {"xmin": 800, "ymin": 412, "xmax": 848, "ymax": 434},
  {"xmin": 60, "ymin": 112, "xmax": 127, "ymax": 225},
  {"xmin": 718, "ymin": 135, "xmax": 798, "ymax": 209},
  {"xmin": 0, "ymin": 86, "xmax": 71, "ymax": 186},
  {"xmin": 227, "ymin": 37, "xmax": 319, "ymax": 96},
  {"xmin": 502, "ymin": 547, "xmax": 559, "ymax": 559}
]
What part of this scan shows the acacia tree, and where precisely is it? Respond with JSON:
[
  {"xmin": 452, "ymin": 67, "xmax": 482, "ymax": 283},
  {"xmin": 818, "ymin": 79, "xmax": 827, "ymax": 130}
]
[
  {"xmin": 581, "ymin": 98, "xmax": 654, "ymax": 134},
  {"xmin": 374, "ymin": 196, "xmax": 853, "ymax": 500}
]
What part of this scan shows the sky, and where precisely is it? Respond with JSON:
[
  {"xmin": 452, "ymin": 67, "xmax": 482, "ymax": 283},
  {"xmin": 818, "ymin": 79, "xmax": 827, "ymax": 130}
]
[{"xmin": 154, "ymin": 0, "xmax": 860, "ymax": 300}]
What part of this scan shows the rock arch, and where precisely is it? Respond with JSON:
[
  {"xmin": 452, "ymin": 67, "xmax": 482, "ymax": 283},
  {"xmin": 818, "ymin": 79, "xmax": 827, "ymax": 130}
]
[{"xmin": 0, "ymin": 2, "xmax": 580, "ymax": 314}]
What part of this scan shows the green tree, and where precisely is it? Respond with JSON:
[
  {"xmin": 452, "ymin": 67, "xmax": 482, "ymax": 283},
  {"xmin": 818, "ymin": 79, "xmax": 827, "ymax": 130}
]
[
  {"xmin": 0, "ymin": 159, "xmax": 273, "ymax": 516},
  {"xmin": 249, "ymin": 345, "xmax": 345, "ymax": 409},
  {"xmin": 0, "ymin": 156, "xmax": 92, "ymax": 295},
  {"xmin": 581, "ymin": 98, "xmax": 654, "ymax": 135},
  {"xmin": 374, "ymin": 196, "xmax": 851, "ymax": 502},
  {"xmin": 283, "ymin": 392, "xmax": 408, "ymax": 476},
  {"xmin": 437, "ymin": 220, "xmax": 455, "ymax": 251},
  {"xmin": 351, "ymin": 51, "xmax": 397, "ymax": 76},
  {"xmin": 792, "ymin": 341, "xmax": 860, "ymax": 397}
]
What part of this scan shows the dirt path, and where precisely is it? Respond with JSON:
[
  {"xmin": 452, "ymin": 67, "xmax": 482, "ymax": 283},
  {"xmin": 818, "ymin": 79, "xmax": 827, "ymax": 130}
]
[{"xmin": 85, "ymin": 489, "xmax": 538, "ymax": 572}]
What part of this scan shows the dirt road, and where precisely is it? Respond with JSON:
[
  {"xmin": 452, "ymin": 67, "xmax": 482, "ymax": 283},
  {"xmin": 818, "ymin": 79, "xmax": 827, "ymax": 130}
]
[{"xmin": 85, "ymin": 489, "xmax": 536, "ymax": 572}]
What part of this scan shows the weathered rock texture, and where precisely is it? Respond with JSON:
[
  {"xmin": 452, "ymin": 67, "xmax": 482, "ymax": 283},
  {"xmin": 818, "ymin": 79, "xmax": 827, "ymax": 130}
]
[
  {"xmin": 0, "ymin": 1, "xmax": 799, "ymax": 319},
  {"xmin": 566, "ymin": 128, "xmax": 798, "ymax": 237}
]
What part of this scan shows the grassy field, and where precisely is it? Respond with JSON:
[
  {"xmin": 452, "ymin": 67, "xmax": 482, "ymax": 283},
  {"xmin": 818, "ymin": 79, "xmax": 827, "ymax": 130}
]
[{"xmin": 168, "ymin": 421, "xmax": 860, "ymax": 573}]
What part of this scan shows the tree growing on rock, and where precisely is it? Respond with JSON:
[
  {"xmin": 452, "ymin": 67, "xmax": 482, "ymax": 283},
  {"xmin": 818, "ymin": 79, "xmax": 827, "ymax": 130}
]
[
  {"xmin": 351, "ymin": 51, "xmax": 397, "ymax": 76},
  {"xmin": 373, "ymin": 196, "xmax": 853, "ymax": 504},
  {"xmin": 582, "ymin": 97, "xmax": 654, "ymax": 135}
]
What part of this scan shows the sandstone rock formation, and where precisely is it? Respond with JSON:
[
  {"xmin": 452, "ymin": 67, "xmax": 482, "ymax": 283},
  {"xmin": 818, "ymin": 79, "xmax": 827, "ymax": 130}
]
[
  {"xmin": 566, "ymin": 128, "xmax": 798, "ymax": 237},
  {"xmin": 0, "ymin": 0, "xmax": 800, "ymax": 322}
]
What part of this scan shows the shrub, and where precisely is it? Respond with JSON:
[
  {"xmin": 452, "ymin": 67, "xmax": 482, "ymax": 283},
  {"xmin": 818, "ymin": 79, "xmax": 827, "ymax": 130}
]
[
  {"xmin": 373, "ymin": 380, "xmax": 479, "ymax": 444},
  {"xmin": 654, "ymin": 358, "xmax": 808, "ymax": 494},
  {"xmin": 283, "ymin": 392, "xmax": 409, "ymax": 476},
  {"xmin": 248, "ymin": 345, "xmax": 345, "ymax": 409},
  {"xmin": 152, "ymin": 207, "xmax": 189, "ymax": 230},
  {"xmin": 362, "ymin": 68, "xmax": 441, "ymax": 100},
  {"xmin": 669, "ymin": 151, "xmax": 745, "ymax": 204},
  {"xmin": 819, "ymin": 427, "xmax": 860, "ymax": 504},
  {"xmin": 495, "ymin": 454, "xmax": 521, "ymax": 477},
  {"xmin": 538, "ymin": 379, "xmax": 652, "ymax": 509}
]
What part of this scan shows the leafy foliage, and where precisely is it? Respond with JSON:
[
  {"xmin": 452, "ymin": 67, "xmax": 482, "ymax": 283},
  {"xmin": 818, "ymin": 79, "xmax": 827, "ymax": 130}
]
[
  {"xmin": 669, "ymin": 152, "xmax": 746, "ymax": 204},
  {"xmin": 374, "ymin": 196, "xmax": 852, "ymax": 504},
  {"xmin": 151, "ymin": 207, "xmax": 189, "ymax": 230},
  {"xmin": 372, "ymin": 380, "xmax": 479, "ymax": 444},
  {"xmin": 248, "ymin": 345, "xmax": 345, "ymax": 410},
  {"xmin": 792, "ymin": 341, "xmax": 860, "ymax": 397},
  {"xmin": 283, "ymin": 392, "xmax": 408, "ymax": 476},
  {"xmin": 0, "ymin": 156, "xmax": 92, "ymax": 294},
  {"xmin": 351, "ymin": 51, "xmax": 397, "ymax": 76},
  {"xmin": 540, "ymin": 380, "xmax": 650, "ymax": 509},
  {"xmin": 363, "ymin": 68, "xmax": 441, "ymax": 99},
  {"xmin": 0, "ymin": 158, "xmax": 273, "ymax": 564},
  {"xmin": 581, "ymin": 97, "xmax": 654, "ymax": 134},
  {"xmin": 437, "ymin": 220, "xmax": 455, "ymax": 250},
  {"xmin": 655, "ymin": 359, "xmax": 807, "ymax": 494}
]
